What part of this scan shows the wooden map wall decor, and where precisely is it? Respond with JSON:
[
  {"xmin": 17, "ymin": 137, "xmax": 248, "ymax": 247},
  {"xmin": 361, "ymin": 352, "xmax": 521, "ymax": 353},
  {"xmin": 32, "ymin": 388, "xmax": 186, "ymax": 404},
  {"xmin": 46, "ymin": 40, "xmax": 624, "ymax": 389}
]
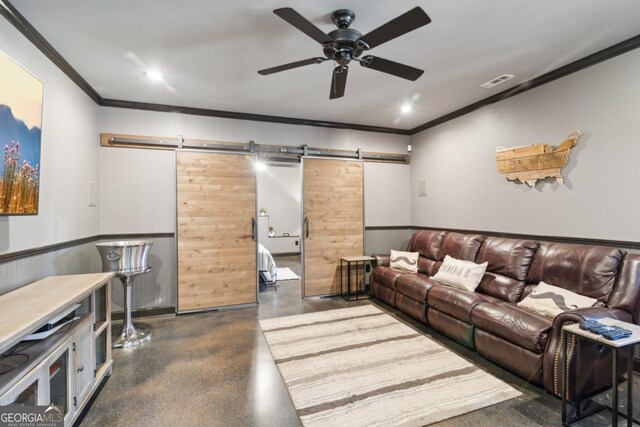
[{"xmin": 495, "ymin": 130, "xmax": 582, "ymax": 187}]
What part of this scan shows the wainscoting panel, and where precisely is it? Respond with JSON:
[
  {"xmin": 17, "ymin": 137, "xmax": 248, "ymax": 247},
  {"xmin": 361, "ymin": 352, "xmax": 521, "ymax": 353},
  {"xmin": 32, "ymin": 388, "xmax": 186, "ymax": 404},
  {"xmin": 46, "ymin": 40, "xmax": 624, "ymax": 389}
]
[
  {"xmin": 0, "ymin": 235, "xmax": 176, "ymax": 315},
  {"xmin": 364, "ymin": 228, "xmax": 412, "ymax": 255},
  {"xmin": 107, "ymin": 236, "xmax": 176, "ymax": 312},
  {"xmin": 0, "ymin": 241, "xmax": 102, "ymax": 296}
]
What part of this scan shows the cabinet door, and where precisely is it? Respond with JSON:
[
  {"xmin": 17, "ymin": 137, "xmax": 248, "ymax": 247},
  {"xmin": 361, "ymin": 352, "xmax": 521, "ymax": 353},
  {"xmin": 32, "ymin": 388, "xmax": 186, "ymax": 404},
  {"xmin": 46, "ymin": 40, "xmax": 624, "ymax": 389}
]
[
  {"xmin": 44, "ymin": 338, "xmax": 75, "ymax": 424},
  {"xmin": 75, "ymin": 321, "xmax": 95, "ymax": 404},
  {"xmin": 0, "ymin": 365, "xmax": 47, "ymax": 406}
]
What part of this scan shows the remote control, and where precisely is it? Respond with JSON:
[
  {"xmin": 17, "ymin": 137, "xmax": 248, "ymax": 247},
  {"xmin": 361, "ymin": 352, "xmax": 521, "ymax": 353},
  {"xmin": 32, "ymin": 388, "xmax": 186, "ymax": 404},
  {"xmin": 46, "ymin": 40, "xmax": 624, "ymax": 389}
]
[
  {"xmin": 579, "ymin": 320, "xmax": 602, "ymax": 330},
  {"xmin": 603, "ymin": 329, "xmax": 632, "ymax": 340},
  {"xmin": 589, "ymin": 325, "xmax": 619, "ymax": 334}
]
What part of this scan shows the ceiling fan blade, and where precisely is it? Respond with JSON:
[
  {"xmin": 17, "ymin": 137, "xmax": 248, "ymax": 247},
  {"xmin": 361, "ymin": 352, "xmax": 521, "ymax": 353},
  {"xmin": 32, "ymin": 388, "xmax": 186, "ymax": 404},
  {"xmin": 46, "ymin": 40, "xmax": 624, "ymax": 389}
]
[
  {"xmin": 359, "ymin": 7, "xmax": 431, "ymax": 50},
  {"xmin": 274, "ymin": 8, "xmax": 334, "ymax": 45},
  {"xmin": 258, "ymin": 58, "xmax": 325, "ymax": 75},
  {"xmin": 330, "ymin": 65, "xmax": 348, "ymax": 99},
  {"xmin": 360, "ymin": 56, "xmax": 424, "ymax": 81}
]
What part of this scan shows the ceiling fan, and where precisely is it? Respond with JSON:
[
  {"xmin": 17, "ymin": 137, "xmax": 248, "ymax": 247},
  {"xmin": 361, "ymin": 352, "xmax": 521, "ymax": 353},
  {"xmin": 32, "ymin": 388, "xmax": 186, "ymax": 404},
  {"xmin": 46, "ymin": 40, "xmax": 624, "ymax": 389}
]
[{"xmin": 258, "ymin": 7, "xmax": 431, "ymax": 99}]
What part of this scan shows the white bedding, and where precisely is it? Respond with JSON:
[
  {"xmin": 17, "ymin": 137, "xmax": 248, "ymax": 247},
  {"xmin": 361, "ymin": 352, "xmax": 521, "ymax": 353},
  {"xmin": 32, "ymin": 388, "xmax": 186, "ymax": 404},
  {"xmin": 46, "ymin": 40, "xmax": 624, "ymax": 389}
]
[{"xmin": 258, "ymin": 243, "xmax": 278, "ymax": 283}]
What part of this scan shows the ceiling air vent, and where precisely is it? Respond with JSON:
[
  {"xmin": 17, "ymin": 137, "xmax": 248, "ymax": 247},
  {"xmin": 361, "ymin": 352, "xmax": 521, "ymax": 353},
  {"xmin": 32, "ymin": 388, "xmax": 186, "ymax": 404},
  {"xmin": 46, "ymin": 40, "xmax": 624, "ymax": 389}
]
[{"xmin": 480, "ymin": 74, "xmax": 514, "ymax": 89}]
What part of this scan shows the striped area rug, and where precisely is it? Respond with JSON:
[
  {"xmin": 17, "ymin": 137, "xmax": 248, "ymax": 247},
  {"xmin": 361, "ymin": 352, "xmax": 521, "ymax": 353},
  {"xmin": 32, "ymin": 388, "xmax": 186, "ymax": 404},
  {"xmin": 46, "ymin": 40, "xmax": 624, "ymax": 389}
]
[{"xmin": 259, "ymin": 305, "xmax": 521, "ymax": 426}]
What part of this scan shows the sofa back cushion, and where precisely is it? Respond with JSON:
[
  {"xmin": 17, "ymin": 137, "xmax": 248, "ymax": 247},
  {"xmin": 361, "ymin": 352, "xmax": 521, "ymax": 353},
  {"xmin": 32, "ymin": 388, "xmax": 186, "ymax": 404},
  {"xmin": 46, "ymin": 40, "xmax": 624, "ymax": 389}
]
[
  {"xmin": 408, "ymin": 230, "xmax": 447, "ymax": 259},
  {"xmin": 437, "ymin": 232, "xmax": 485, "ymax": 262},
  {"xmin": 431, "ymin": 232, "xmax": 485, "ymax": 277},
  {"xmin": 524, "ymin": 242, "xmax": 625, "ymax": 302},
  {"xmin": 607, "ymin": 254, "xmax": 640, "ymax": 322},
  {"xmin": 407, "ymin": 230, "xmax": 447, "ymax": 276},
  {"xmin": 475, "ymin": 237, "xmax": 539, "ymax": 303}
]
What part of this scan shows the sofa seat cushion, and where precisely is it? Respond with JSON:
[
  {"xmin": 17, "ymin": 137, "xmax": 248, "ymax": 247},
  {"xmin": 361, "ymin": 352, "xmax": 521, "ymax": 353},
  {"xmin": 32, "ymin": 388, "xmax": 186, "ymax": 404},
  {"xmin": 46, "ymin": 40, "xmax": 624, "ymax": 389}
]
[
  {"xmin": 395, "ymin": 273, "xmax": 441, "ymax": 303},
  {"xmin": 471, "ymin": 302, "xmax": 552, "ymax": 354},
  {"xmin": 428, "ymin": 287, "xmax": 500, "ymax": 323},
  {"xmin": 371, "ymin": 266, "xmax": 404, "ymax": 290}
]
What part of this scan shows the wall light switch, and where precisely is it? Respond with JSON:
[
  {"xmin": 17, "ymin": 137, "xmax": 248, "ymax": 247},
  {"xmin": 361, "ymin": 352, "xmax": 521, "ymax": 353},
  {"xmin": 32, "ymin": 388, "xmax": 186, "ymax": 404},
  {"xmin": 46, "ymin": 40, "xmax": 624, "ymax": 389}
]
[
  {"xmin": 418, "ymin": 178, "xmax": 428, "ymax": 197},
  {"xmin": 88, "ymin": 181, "xmax": 97, "ymax": 207}
]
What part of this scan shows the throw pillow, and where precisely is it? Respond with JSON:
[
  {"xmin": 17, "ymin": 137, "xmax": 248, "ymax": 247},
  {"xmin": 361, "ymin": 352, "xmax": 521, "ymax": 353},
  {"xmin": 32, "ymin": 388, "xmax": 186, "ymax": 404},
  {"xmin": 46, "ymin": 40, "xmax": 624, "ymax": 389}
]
[
  {"xmin": 430, "ymin": 255, "xmax": 488, "ymax": 292},
  {"xmin": 390, "ymin": 250, "xmax": 419, "ymax": 273},
  {"xmin": 517, "ymin": 281, "xmax": 597, "ymax": 318}
]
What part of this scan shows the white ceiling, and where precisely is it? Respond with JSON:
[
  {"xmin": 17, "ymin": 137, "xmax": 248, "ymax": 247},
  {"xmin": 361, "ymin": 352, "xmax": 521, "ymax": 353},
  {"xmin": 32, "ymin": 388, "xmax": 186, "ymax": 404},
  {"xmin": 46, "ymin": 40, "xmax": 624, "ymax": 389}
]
[{"xmin": 11, "ymin": 0, "xmax": 640, "ymax": 130}]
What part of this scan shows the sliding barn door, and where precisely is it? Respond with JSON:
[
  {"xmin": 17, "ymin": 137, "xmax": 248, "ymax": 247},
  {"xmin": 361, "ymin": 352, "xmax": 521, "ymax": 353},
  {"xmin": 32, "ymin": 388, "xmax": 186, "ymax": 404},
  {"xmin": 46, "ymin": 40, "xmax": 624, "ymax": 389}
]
[
  {"xmin": 302, "ymin": 158, "xmax": 364, "ymax": 297},
  {"xmin": 176, "ymin": 151, "xmax": 257, "ymax": 312}
]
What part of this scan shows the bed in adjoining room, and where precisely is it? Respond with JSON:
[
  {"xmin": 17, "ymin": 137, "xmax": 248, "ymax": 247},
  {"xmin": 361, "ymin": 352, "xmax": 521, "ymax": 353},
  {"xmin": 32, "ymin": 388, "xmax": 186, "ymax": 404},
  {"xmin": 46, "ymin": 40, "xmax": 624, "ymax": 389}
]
[{"xmin": 258, "ymin": 243, "xmax": 278, "ymax": 289}]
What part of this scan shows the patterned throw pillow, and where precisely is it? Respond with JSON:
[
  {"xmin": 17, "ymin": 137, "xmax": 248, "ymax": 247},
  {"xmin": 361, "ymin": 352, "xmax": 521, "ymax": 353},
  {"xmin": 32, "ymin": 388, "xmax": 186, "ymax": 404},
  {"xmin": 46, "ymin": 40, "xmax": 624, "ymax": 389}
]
[
  {"xmin": 517, "ymin": 281, "xmax": 597, "ymax": 318},
  {"xmin": 430, "ymin": 255, "xmax": 488, "ymax": 291},
  {"xmin": 390, "ymin": 250, "xmax": 419, "ymax": 273}
]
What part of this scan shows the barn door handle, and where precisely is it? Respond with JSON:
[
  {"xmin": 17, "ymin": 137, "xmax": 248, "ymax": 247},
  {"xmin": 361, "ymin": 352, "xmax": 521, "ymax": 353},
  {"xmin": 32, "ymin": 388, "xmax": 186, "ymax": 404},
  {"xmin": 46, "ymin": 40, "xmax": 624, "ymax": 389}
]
[
  {"xmin": 304, "ymin": 217, "xmax": 310, "ymax": 238},
  {"xmin": 251, "ymin": 217, "xmax": 256, "ymax": 240}
]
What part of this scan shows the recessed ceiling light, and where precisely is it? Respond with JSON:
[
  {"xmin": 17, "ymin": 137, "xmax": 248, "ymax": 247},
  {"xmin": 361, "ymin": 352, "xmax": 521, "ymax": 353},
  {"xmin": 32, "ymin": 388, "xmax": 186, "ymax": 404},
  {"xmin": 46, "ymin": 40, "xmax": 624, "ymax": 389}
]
[
  {"xmin": 401, "ymin": 104, "xmax": 412, "ymax": 114},
  {"xmin": 254, "ymin": 161, "xmax": 267, "ymax": 172},
  {"xmin": 145, "ymin": 70, "xmax": 164, "ymax": 82}
]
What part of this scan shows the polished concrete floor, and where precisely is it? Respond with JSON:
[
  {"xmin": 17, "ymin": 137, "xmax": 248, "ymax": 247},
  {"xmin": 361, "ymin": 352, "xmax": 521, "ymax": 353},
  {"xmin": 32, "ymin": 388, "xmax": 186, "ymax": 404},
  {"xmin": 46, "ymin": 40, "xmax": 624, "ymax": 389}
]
[{"xmin": 79, "ymin": 255, "xmax": 638, "ymax": 426}]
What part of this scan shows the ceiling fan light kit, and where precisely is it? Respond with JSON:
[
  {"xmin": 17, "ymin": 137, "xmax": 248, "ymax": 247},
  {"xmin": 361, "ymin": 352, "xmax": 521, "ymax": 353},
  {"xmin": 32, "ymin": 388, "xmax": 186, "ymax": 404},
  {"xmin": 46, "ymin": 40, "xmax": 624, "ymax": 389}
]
[{"xmin": 258, "ymin": 6, "xmax": 431, "ymax": 99}]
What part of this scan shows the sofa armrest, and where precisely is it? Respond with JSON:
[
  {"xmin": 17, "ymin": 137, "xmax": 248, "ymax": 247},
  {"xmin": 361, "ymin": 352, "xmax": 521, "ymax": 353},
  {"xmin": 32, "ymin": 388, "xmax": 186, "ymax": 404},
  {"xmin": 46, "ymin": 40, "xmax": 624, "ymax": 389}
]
[
  {"xmin": 551, "ymin": 307, "xmax": 632, "ymax": 332},
  {"xmin": 544, "ymin": 307, "xmax": 632, "ymax": 398},
  {"xmin": 372, "ymin": 254, "xmax": 390, "ymax": 267}
]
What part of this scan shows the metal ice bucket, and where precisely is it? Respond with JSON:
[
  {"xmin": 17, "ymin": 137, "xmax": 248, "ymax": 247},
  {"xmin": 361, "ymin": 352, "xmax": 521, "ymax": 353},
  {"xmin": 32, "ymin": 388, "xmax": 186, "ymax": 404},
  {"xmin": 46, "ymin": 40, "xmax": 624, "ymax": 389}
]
[{"xmin": 96, "ymin": 240, "xmax": 153, "ymax": 275}]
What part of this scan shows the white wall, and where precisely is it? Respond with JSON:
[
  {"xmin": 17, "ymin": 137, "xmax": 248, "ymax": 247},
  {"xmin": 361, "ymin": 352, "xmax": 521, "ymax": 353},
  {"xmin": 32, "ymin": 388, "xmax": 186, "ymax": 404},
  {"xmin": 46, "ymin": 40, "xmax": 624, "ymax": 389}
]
[
  {"xmin": 0, "ymin": 19, "xmax": 99, "ymax": 253},
  {"xmin": 256, "ymin": 163, "xmax": 301, "ymax": 236},
  {"xmin": 410, "ymin": 48, "xmax": 640, "ymax": 241},
  {"xmin": 364, "ymin": 162, "xmax": 411, "ymax": 227},
  {"xmin": 99, "ymin": 147, "xmax": 175, "ymax": 234},
  {"xmin": 98, "ymin": 107, "xmax": 411, "ymax": 234}
]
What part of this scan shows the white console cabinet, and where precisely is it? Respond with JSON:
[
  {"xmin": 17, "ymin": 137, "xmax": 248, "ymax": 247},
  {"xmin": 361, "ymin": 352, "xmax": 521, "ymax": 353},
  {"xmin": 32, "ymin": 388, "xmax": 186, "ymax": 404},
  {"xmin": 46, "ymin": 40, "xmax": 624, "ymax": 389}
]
[{"xmin": 0, "ymin": 273, "xmax": 113, "ymax": 426}]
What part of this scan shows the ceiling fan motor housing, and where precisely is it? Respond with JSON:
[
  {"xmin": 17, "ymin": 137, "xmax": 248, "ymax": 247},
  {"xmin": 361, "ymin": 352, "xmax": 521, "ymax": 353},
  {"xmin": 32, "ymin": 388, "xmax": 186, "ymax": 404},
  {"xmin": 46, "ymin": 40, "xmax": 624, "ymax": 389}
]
[
  {"xmin": 259, "ymin": 6, "xmax": 430, "ymax": 98},
  {"xmin": 324, "ymin": 10, "xmax": 365, "ymax": 63}
]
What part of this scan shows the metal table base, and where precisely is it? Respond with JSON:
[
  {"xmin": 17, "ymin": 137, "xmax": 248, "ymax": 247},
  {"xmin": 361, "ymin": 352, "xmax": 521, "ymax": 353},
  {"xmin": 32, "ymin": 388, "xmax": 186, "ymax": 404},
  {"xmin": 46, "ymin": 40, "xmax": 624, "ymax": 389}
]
[
  {"xmin": 561, "ymin": 328, "xmax": 637, "ymax": 426},
  {"xmin": 340, "ymin": 257, "xmax": 374, "ymax": 301},
  {"xmin": 113, "ymin": 270, "xmax": 152, "ymax": 349}
]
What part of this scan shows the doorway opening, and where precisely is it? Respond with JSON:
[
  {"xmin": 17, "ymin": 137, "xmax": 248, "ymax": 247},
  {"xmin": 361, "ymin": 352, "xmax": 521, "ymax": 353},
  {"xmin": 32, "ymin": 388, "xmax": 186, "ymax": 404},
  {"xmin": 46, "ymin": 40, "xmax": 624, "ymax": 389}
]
[{"xmin": 256, "ymin": 161, "xmax": 302, "ymax": 306}]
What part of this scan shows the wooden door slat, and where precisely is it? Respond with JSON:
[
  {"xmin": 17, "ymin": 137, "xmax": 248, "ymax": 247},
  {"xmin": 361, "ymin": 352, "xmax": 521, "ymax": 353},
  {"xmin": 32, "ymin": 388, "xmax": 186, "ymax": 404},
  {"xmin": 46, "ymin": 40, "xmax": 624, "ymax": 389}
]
[
  {"xmin": 177, "ymin": 151, "xmax": 257, "ymax": 311},
  {"xmin": 303, "ymin": 159, "xmax": 363, "ymax": 297}
]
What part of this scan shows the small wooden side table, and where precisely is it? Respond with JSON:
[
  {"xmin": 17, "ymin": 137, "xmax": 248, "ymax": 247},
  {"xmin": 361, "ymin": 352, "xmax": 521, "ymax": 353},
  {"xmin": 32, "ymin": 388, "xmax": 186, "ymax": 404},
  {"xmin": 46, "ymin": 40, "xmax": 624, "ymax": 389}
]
[
  {"xmin": 340, "ymin": 256, "xmax": 375, "ymax": 301},
  {"xmin": 562, "ymin": 318, "xmax": 640, "ymax": 426}
]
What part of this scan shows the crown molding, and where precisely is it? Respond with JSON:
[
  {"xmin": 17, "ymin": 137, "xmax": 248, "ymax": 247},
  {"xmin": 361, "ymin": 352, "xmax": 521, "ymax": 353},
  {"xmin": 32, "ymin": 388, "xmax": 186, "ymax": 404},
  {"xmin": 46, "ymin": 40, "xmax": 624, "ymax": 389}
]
[
  {"xmin": 100, "ymin": 99, "xmax": 412, "ymax": 135},
  {"xmin": 0, "ymin": 0, "xmax": 102, "ymax": 104},
  {"xmin": 3, "ymin": 1, "xmax": 640, "ymax": 136},
  {"xmin": 409, "ymin": 33, "xmax": 640, "ymax": 135}
]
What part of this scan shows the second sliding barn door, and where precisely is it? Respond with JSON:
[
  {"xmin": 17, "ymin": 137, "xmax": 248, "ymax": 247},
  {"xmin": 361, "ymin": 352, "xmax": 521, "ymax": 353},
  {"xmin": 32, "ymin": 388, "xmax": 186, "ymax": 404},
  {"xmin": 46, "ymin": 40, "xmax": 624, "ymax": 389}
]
[
  {"xmin": 176, "ymin": 150, "xmax": 257, "ymax": 312},
  {"xmin": 302, "ymin": 158, "xmax": 364, "ymax": 297}
]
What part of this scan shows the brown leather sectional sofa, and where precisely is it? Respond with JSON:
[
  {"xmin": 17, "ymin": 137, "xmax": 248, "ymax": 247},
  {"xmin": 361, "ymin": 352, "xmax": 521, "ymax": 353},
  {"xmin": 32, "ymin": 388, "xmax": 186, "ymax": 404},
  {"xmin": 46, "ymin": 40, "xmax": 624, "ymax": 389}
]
[{"xmin": 371, "ymin": 230, "xmax": 640, "ymax": 399}]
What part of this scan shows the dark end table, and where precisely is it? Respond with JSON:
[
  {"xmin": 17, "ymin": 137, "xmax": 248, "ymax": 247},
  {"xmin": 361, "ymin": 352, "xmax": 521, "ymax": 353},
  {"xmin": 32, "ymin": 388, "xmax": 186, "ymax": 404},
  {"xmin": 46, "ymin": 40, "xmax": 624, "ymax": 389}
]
[
  {"xmin": 562, "ymin": 317, "xmax": 640, "ymax": 426},
  {"xmin": 340, "ymin": 256, "xmax": 375, "ymax": 301}
]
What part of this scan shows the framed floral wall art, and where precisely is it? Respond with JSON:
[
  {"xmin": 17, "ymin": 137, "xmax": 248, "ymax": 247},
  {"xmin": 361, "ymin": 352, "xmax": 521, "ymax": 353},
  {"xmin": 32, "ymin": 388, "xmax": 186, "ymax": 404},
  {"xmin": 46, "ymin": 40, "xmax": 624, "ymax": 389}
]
[{"xmin": 0, "ymin": 50, "xmax": 43, "ymax": 215}]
